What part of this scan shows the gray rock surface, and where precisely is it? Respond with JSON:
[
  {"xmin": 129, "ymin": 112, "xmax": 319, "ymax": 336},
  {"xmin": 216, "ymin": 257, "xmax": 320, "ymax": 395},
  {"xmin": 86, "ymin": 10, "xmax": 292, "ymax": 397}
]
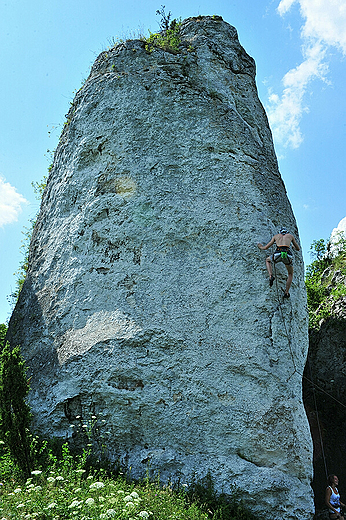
[{"xmin": 8, "ymin": 16, "xmax": 314, "ymax": 519}]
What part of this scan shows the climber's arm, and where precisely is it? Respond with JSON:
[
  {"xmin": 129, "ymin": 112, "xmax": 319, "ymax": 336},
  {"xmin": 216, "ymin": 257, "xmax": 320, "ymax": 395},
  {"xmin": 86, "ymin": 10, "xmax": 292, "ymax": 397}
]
[
  {"xmin": 257, "ymin": 236, "xmax": 275, "ymax": 250},
  {"xmin": 292, "ymin": 237, "xmax": 300, "ymax": 251}
]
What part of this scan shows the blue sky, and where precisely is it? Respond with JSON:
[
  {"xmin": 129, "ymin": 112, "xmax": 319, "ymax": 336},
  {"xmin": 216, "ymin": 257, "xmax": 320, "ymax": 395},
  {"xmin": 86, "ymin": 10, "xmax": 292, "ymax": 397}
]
[{"xmin": 1, "ymin": 0, "xmax": 345, "ymax": 323}]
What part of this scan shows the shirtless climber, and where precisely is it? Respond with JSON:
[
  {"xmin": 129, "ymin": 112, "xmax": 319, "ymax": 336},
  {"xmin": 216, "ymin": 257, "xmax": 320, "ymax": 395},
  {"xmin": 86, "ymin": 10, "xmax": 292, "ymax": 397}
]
[{"xmin": 257, "ymin": 228, "xmax": 300, "ymax": 299}]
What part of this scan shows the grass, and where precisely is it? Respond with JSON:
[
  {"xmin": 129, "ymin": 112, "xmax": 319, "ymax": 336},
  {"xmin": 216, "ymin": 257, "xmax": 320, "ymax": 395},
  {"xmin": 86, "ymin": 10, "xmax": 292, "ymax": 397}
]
[
  {"xmin": 0, "ymin": 443, "xmax": 206, "ymax": 520},
  {"xmin": 0, "ymin": 440, "xmax": 260, "ymax": 520}
]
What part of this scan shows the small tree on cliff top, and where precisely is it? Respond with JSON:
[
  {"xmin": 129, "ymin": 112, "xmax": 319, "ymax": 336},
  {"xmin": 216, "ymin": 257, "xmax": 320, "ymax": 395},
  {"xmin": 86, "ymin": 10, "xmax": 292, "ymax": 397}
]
[{"xmin": 0, "ymin": 343, "xmax": 33, "ymax": 477}]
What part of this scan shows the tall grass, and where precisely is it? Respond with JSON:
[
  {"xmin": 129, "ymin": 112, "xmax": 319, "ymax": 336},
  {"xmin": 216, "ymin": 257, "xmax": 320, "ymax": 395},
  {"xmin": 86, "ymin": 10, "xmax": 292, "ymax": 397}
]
[{"xmin": 0, "ymin": 440, "xmax": 260, "ymax": 520}]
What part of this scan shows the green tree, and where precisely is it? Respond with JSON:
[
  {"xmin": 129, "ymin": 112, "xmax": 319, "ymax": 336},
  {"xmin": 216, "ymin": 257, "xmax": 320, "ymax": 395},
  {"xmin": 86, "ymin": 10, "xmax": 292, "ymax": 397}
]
[
  {"xmin": 144, "ymin": 6, "xmax": 182, "ymax": 53},
  {"xmin": 0, "ymin": 343, "xmax": 32, "ymax": 477},
  {"xmin": 0, "ymin": 323, "xmax": 7, "ymax": 348},
  {"xmin": 305, "ymin": 234, "xmax": 346, "ymax": 328}
]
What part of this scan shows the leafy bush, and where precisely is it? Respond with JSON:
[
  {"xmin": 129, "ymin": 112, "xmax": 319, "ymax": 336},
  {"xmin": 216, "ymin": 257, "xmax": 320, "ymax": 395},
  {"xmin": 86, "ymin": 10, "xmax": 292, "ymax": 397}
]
[
  {"xmin": 0, "ymin": 323, "xmax": 7, "ymax": 347},
  {"xmin": 306, "ymin": 235, "xmax": 346, "ymax": 329},
  {"xmin": 144, "ymin": 6, "xmax": 182, "ymax": 53},
  {"xmin": 0, "ymin": 343, "xmax": 33, "ymax": 477}
]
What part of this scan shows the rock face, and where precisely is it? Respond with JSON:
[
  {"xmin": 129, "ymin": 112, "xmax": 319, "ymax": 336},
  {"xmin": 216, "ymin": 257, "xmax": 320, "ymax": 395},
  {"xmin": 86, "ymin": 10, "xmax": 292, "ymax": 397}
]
[
  {"xmin": 304, "ymin": 278, "xmax": 346, "ymax": 511},
  {"xmin": 8, "ymin": 16, "xmax": 314, "ymax": 519}
]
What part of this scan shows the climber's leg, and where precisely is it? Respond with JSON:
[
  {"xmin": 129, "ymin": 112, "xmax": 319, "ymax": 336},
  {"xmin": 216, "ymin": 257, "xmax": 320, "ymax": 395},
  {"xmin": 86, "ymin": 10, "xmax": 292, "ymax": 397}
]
[
  {"xmin": 284, "ymin": 265, "xmax": 293, "ymax": 296},
  {"xmin": 266, "ymin": 256, "xmax": 275, "ymax": 286}
]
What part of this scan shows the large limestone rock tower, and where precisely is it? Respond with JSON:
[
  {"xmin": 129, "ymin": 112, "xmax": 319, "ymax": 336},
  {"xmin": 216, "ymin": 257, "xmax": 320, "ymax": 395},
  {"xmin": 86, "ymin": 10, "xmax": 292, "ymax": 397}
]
[{"xmin": 8, "ymin": 16, "xmax": 314, "ymax": 519}]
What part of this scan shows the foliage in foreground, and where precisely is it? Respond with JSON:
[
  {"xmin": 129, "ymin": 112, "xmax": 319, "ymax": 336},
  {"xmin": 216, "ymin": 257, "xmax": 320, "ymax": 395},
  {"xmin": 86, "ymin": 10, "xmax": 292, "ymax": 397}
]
[
  {"xmin": 0, "ymin": 343, "xmax": 33, "ymax": 477},
  {"xmin": 305, "ymin": 233, "xmax": 346, "ymax": 329},
  {"xmin": 0, "ymin": 441, "xmax": 260, "ymax": 520}
]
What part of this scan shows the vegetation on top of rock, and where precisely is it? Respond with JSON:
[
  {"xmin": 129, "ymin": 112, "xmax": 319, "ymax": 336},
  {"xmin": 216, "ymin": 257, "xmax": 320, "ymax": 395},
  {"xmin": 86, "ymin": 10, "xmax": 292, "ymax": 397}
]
[
  {"xmin": 305, "ymin": 232, "xmax": 346, "ymax": 329},
  {"xmin": 143, "ymin": 6, "xmax": 182, "ymax": 53}
]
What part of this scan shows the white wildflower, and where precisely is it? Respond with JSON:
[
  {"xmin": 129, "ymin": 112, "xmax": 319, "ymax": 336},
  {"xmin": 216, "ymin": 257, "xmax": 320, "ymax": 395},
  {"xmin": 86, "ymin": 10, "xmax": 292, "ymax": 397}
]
[
  {"xmin": 68, "ymin": 500, "xmax": 82, "ymax": 509},
  {"xmin": 74, "ymin": 487, "xmax": 82, "ymax": 493},
  {"xmin": 100, "ymin": 515, "xmax": 107, "ymax": 519},
  {"xmin": 17, "ymin": 503, "xmax": 25, "ymax": 508},
  {"xmin": 106, "ymin": 509, "xmax": 116, "ymax": 517},
  {"xmin": 34, "ymin": 486, "xmax": 42, "ymax": 492},
  {"xmin": 130, "ymin": 491, "xmax": 139, "ymax": 499},
  {"xmin": 124, "ymin": 495, "xmax": 133, "ymax": 502},
  {"xmin": 99, "ymin": 496, "xmax": 105, "ymax": 502},
  {"xmin": 87, "ymin": 475, "xmax": 94, "ymax": 480},
  {"xmin": 85, "ymin": 498, "xmax": 95, "ymax": 506},
  {"xmin": 31, "ymin": 470, "xmax": 42, "ymax": 475},
  {"xmin": 14, "ymin": 488, "xmax": 22, "ymax": 493},
  {"xmin": 138, "ymin": 512, "xmax": 150, "ymax": 519},
  {"xmin": 47, "ymin": 477, "xmax": 56, "ymax": 483},
  {"xmin": 125, "ymin": 501, "xmax": 135, "ymax": 508},
  {"xmin": 47, "ymin": 503, "xmax": 57, "ymax": 509},
  {"xmin": 117, "ymin": 490, "xmax": 125, "ymax": 494},
  {"xmin": 55, "ymin": 476, "xmax": 64, "ymax": 481},
  {"xmin": 75, "ymin": 469, "xmax": 85, "ymax": 474},
  {"xmin": 90, "ymin": 481, "xmax": 105, "ymax": 490}
]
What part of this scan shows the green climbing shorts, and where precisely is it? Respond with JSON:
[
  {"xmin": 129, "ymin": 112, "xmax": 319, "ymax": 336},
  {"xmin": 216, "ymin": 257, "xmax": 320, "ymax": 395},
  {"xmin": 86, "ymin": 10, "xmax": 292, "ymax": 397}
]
[{"xmin": 273, "ymin": 247, "xmax": 293, "ymax": 266}]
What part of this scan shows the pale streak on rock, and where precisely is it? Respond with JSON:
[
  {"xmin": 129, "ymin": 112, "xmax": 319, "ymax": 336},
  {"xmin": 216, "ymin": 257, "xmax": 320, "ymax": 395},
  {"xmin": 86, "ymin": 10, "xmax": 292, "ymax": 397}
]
[{"xmin": 57, "ymin": 310, "xmax": 142, "ymax": 365}]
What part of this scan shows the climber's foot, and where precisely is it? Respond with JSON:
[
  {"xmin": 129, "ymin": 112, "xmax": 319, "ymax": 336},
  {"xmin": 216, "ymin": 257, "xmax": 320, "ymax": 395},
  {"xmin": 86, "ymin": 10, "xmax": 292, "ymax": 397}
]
[
  {"xmin": 269, "ymin": 275, "xmax": 275, "ymax": 287},
  {"xmin": 283, "ymin": 292, "xmax": 290, "ymax": 299}
]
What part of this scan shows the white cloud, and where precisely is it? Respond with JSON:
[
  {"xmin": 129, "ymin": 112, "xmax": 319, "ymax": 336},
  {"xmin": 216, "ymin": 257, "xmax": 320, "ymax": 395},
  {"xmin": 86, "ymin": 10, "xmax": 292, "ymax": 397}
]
[
  {"xmin": 330, "ymin": 216, "xmax": 346, "ymax": 254},
  {"xmin": 299, "ymin": 0, "xmax": 346, "ymax": 53},
  {"xmin": 0, "ymin": 176, "xmax": 28, "ymax": 227},
  {"xmin": 267, "ymin": 0, "xmax": 346, "ymax": 148},
  {"xmin": 277, "ymin": 0, "xmax": 297, "ymax": 16}
]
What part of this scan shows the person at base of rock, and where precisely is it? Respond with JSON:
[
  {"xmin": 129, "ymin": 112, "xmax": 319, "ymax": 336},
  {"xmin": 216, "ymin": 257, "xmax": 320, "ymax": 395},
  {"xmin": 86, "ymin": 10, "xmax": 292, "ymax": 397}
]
[
  {"xmin": 257, "ymin": 228, "xmax": 300, "ymax": 298},
  {"xmin": 326, "ymin": 475, "xmax": 345, "ymax": 519}
]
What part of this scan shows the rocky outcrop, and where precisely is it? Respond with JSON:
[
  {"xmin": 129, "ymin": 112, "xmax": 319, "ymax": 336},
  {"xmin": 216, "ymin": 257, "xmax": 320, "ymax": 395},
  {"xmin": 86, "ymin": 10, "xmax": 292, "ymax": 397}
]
[
  {"xmin": 8, "ymin": 16, "xmax": 314, "ymax": 519},
  {"xmin": 304, "ymin": 270, "xmax": 346, "ymax": 512}
]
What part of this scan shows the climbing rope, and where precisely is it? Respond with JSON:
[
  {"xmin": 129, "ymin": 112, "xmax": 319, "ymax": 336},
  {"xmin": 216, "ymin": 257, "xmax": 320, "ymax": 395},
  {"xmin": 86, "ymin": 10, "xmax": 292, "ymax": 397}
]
[
  {"xmin": 272, "ymin": 260, "xmax": 297, "ymax": 379},
  {"xmin": 307, "ymin": 355, "xmax": 329, "ymax": 479},
  {"xmin": 270, "ymin": 250, "xmax": 346, "ymax": 408},
  {"xmin": 271, "ymin": 250, "xmax": 335, "ymax": 479}
]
